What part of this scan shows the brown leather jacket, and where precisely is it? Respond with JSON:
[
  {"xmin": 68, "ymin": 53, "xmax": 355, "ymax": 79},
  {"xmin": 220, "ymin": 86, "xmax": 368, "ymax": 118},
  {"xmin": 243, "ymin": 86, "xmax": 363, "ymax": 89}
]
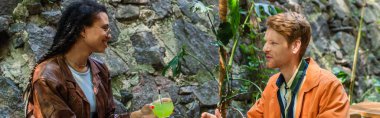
[{"xmin": 26, "ymin": 55, "xmax": 129, "ymax": 118}]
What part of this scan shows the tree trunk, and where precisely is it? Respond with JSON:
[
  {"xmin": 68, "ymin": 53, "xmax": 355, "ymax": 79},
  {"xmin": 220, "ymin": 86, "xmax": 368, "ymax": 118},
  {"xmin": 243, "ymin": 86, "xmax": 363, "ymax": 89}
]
[{"xmin": 218, "ymin": 0, "xmax": 228, "ymax": 117}]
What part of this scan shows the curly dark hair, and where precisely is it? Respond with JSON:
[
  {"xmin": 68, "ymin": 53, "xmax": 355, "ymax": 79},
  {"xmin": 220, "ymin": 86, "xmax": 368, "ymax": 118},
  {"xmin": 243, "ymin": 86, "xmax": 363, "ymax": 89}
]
[{"xmin": 38, "ymin": 0, "xmax": 108, "ymax": 63}]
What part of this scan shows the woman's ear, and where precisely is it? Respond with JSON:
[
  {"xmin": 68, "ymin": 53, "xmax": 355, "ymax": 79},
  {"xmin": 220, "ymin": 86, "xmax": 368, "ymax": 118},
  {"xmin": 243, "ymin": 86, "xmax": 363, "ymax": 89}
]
[
  {"xmin": 292, "ymin": 38, "xmax": 301, "ymax": 54},
  {"xmin": 80, "ymin": 28, "xmax": 86, "ymax": 38}
]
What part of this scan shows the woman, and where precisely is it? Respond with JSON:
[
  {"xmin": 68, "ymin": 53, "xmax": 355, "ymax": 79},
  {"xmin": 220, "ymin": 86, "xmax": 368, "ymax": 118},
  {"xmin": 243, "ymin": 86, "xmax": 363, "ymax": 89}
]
[{"xmin": 24, "ymin": 1, "xmax": 154, "ymax": 117}]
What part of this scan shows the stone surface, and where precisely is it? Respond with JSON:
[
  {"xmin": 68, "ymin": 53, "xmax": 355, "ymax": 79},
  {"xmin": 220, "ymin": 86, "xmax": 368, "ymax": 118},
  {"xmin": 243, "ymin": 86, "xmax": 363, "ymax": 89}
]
[
  {"xmin": 139, "ymin": 9, "xmax": 156, "ymax": 24},
  {"xmin": 363, "ymin": 7, "xmax": 378, "ymax": 23},
  {"xmin": 171, "ymin": 104, "xmax": 188, "ymax": 117},
  {"xmin": 332, "ymin": 32, "xmax": 356, "ymax": 55},
  {"xmin": 130, "ymin": 73, "xmax": 177, "ymax": 111},
  {"xmin": 185, "ymin": 101, "xmax": 201, "ymax": 118},
  {"xmin": 193, "ymin": 80, "xmax": 219, "ymax": 107},
  {"xmin": 122, "ymin": 0, "xmax": 149, "ymax": 4},
  {"xmin": 178, "ymin": 0, "xmax": 202, "ymax": 23},
  {"xmin": 150, "ymin": 0, "xmax": 172, "ymax": 18},
  {"xmin": 116, "ymin": 5, "xmax": 140, "ymax": 21},
  {"xmin": 179, "ymin": 86, "xmax": 194, "ymax": 95},
  {"xmin": 120, "ymin": 90, "xmax": 133, "ymax": 105},
  {"xmin": 172, "ymin": 19, "xmax": 219, "ymax": 75},
  {"xmin": 130, "ymin": 31, "xmax": 165, "ymax": 69},
  {"xmin": 0, "ymin": 77, "xmax": 23, "ymax": 117},
  {"xmin": 91, "ymin": 49, "xmax": 129, "ymax": 77},
  {"xmin": 0, "ymin": 16, "xmax": 12, "ymax": 32},
  {"xmin": 367, "ymin": 23, "xmax": 380, "ymax": 50},
  {"xmin": 179, "ymin": 94, "xmax": 195, "ymax": 104},
  {"xmin": 9, "ymin": 22, "xmax": 26, "ymax": 34},
  {"xmin": 26, "ymin": 2, "xmax": 42, "ymax": 15},
  {"xmin": 308, "ymin": 13, "xmax": 330, "ymax": 39},
  {"xmin": 111, "ymin": 0, "xmax": 122, "ymax": 3},
  {"xmin": 113, "ymin": 98, "xmax": 128, "ymax": 114},
  {"xmin": 329, "ymin": 0, "xmax": 350, "ymax": 19},
  {"xmin": 0, "ymin": 0, "xmax": 21, "ymax": 15},
  {"xmin": 41, "ymin": 10, "xmax": 62, "ymax": 24},
  {"xmin": 13, "ymin": 32, "xmax": 28, "ymax": 49},
  {"xmin": 62, "ymin": 0, "xmax": 94, "ymax": 8},
  {"xmin": 26, "ymin": 24, "xmax": 56, "ymax": 61},
  {"xmin": 12, "ymin": 3, "xmax": 29, "ymax": 20}
]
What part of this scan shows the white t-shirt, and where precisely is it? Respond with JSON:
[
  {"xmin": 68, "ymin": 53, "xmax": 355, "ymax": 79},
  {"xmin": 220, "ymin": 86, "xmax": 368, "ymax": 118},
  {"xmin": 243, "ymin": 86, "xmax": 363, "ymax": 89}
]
[{"xmin": 68, "ymin": 65, "xmax": 96, "ymax": 117}]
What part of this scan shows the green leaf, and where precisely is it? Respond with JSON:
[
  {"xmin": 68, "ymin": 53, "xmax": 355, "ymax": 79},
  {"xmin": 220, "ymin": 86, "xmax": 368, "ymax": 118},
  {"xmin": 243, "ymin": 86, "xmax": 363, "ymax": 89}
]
[
  {"xmin": 162, "ymin": 46, "xmax": 188, "ymax": 77},
  {"xmin": 162, "ymin": 55, "xmax": 180, "ymax": 76},
  {"xmin": 254, "ymin": 3, "xmax": 277, "ymax": 18},
  {"xmin": 227, "ymin": 0, "xmax": 241, "ymax": 37},
  {"xmin": 373, "ymin": 78, "xmax": 380, "ymax": 94},
  {"xmin": 217, "ymin": 22, "xmax": 234, "ymax": 45},
  {"xmin": 332, "ymin": 67, "xmax": 348, "ymax": 83},
  {"xmin": 275, "ymin": 6, "xmax": 284, "ymax": 13}
]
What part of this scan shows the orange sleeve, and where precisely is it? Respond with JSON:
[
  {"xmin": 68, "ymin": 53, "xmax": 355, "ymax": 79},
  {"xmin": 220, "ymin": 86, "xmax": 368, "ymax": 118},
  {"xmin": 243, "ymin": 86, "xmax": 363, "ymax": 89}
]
[
  {"xmin": 247, "ymin": 97, "xmax": 265, "ymax": 118},
  {"xmin": 317, "ymin": 79, "xmax": 349, "ymax": 118}
]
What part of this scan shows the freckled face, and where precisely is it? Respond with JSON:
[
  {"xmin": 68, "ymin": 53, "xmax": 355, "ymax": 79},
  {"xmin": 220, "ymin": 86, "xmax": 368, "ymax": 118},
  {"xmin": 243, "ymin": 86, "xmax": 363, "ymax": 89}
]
[{"xmin": 262, "ymin": 28, "xmax": 293, "ymax": 69}]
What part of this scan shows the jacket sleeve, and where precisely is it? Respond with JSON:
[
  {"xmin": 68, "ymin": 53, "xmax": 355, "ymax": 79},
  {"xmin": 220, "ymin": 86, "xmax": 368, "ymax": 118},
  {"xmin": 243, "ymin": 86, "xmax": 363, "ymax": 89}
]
[
  {"xmin": 100, "ymin": 63, "xmax": 131, "ymax": 118},
  {"xmin": 247, "ymin": 97, "xmax": 265, "ymax": 118},
  {"xmin": 317, "ymin": 79, "xmax": 349, "ymax": 118},
  {"xmin": 247, "ymin": 74, "xmax": 280, "ymax": 118},
  {"xmin": 32, "ymin": 78, "xmax": 76, "ymax": 118}
]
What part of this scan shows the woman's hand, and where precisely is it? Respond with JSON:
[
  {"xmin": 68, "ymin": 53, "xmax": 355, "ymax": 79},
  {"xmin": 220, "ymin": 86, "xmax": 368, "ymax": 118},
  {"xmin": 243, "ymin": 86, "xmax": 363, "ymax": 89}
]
[{"xmin": 130, "ymin": 98, "xmax": 172, "ymax": 118}]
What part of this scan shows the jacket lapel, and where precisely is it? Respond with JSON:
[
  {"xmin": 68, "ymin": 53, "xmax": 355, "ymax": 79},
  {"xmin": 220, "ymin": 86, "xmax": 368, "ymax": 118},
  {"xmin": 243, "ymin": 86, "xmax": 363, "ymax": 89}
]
[
  {"xmin": 89, "ymin": 59, "xmax": 101, "ymax": 95},
  {"xmin": 57, "ymin": 55, "xmax": 89, "ymax": 103},
  {"xmin": 269, "ymin": 74, "xmax": 282, "ymax": 118},
  {"xmin": 295, "ymin": 58, "xmax": 321, "ymax": 118}
]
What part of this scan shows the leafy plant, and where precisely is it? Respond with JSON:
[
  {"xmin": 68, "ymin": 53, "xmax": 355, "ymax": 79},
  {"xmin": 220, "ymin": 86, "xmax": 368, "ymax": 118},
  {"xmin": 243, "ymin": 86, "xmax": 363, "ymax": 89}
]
[
  {"xmin": 163, "ymin": 1, "xmax": 281, "ymax": 117},
  {"xmin": 162, "ymin": 45, "xmax": 215, "ymax": 80}
]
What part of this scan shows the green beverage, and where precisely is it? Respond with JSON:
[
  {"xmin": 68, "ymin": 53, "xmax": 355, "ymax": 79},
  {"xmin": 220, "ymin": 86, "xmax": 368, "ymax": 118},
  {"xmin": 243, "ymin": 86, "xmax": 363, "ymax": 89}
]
[{"xmin": 152, "ymin": 100, "xmax": 174, "ymax": 118}]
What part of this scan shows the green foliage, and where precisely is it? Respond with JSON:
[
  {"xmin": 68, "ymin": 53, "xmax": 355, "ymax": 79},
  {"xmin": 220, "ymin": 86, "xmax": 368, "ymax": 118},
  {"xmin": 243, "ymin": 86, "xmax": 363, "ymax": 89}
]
[
  {"xmin": 237, "ymin": 3, "xmax": 281, "ymax": 100},
  {"xmin": 358, "ymin": 77, "xmax": 380, "ymax": 102},
  {"xmin": 162, "ymin": 46, "xmax": 216, "ymax": 81},
  {"xmin": 162, "ymin": 47, "xmax": 187, "ymax": 77},
  {"xmin": 228, "ymin": 0, "xmax": 241, "ymax": 39},
  {"xmin": 332, "ymin": 67, "xmax": 349, "ymax": 83},
  {"xmin": 217, "ymin": 22, "xmax": 234, "ymax": 45},
  {"xmin": 254, "ymin": 3, "xmax": 278, "ymax": 18},
  {"xmin": 163, "ymin": 1, "xmax": 282, "ymax": 113},
  {"xmin": 375, "ymin": 78, "xmax": 380, "ymax": 94}
]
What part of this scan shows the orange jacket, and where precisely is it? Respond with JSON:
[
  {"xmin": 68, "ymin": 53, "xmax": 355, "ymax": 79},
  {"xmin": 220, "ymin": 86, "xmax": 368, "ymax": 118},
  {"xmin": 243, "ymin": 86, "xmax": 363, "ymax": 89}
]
[{"xmin": 247, "ymin": 58, "xmax": 349, "ymax": 118}]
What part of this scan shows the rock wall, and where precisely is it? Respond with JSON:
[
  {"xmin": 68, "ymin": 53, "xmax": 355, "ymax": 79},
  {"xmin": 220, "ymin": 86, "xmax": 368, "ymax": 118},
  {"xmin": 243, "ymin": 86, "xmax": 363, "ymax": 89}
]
[{"xmin": 0, "ymin": 0, "xmax": 379, "ymax": 117}]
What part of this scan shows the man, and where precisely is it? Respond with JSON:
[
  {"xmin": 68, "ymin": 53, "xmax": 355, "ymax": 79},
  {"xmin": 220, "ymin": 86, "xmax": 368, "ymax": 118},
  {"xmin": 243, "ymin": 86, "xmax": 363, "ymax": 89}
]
[{"xmin": 202, "ymin": 12, "xmax": 349, "ymax": 118}]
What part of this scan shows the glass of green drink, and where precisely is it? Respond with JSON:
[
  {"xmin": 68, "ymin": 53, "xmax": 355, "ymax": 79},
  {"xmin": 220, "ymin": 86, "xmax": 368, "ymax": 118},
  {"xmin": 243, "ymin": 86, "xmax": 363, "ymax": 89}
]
[{"xmin": 150, "ymin": 90, "xmax": 174, "ymax": 118}]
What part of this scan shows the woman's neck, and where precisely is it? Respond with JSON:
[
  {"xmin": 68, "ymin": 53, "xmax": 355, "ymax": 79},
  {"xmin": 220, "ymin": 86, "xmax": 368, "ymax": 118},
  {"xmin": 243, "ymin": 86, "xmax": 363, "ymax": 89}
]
[{"xmin": 64, "ymin": 42, "xmax": 91, "ymax": 72}]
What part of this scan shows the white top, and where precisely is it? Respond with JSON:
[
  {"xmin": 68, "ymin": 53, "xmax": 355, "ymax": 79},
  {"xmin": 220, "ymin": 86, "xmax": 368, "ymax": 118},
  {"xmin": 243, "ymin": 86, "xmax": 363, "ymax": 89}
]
[{"xmin": 68, "ymin": 65, "xmax": 96, "ymax": 117}]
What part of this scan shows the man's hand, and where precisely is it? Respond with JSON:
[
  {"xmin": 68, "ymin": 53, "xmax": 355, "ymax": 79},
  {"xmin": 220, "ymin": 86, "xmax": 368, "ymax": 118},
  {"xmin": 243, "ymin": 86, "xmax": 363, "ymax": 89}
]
[
  {"xmin": 201, "ymin": 109, "xmax": 221, "ymax": 118},
  {"xmin": 130, "ymin": 104, "xmax": 156, "ymax": 118}
]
